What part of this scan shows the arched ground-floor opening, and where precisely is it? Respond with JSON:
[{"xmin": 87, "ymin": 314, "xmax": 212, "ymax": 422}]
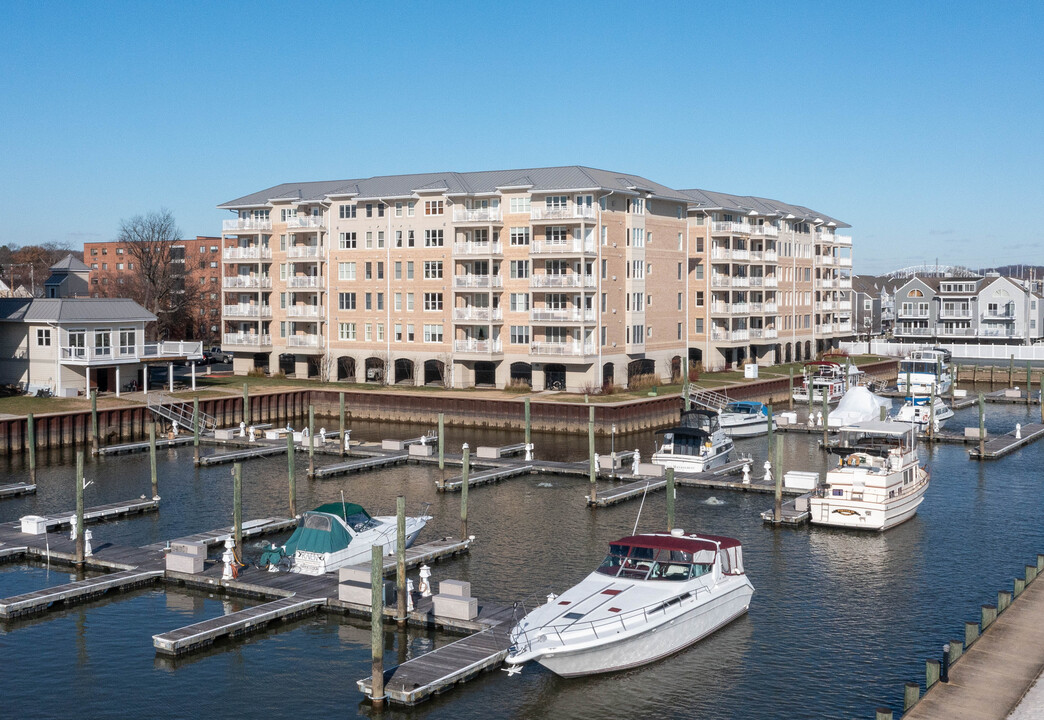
[
  {"xmin": 278, "ymin": 353, "xmax": 296, "ymax": 376},
  {"xmin": 394, "ymin": 358, "xmax": 415, "ymax": 385},
  {"xmin": 252, "ymin": 353, "xmax": 270, "ymax": 374},
  {"xmin": 424, "ymin": 359, "xmax": 446, "ymax": 387},
  {"xmin": 364, "ymin": 356, "xmax": 385, "ymax": 384},
  {"xmin": 474, "ymin": 361, "xmax": 497, "ymax": 387},
  {"xmin": 627, "ymin": 358, "xmax": 656, "ymax": 388},
  {"xmin": 544, "ymin": 363, "xmax": 567, "ymax": 391},
  {"xmin": 337, "ymin": 356, "xmax": 356, "ymax": 381},
  {"xmin": 602, "ymin": 362, "xmax": 615, "ymax": 388},
  {"xmin": 670, "ymin": 355, "xmax": 683, "ymax": 383},
  {"xmin": 805, "ymin": 341, "xmax": 812, "ymax": 360},
  {"xmin": 510, "ymin": 362, "xmax": 532, "ymax": 388},
  {"xmin": 785, "ymin": 343, "xmax": 793, "ymax": 363},
  {"xmin": 688, "ymin": 349, "xmax": 703, "ymax": 380}
]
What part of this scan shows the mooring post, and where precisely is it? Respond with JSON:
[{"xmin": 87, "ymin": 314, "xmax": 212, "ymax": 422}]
[
  {"xmin": 27, "ymin": 413, "xmax": 36, "ymax": 486},
  {"xmin": 242, "ymin": 383, "xmax": 250, "ymax": 425},
  {"xmin": 666, "ymin": 467, "xmax": 675, "ymax": 531},
  {"xmin": 683, "ymin": 379, "xmax": 691, "ymax": 412},
  {"xmin": 90, "ymin": 389, "xmax": 99, "ymax": 455},
  {"xmin": 308, "ymin": 404, "xmax": 315, "ymax": 478},
  {"xmin": 287, "ymin": 432, "xmax": 297, "ymax": 517},
  {"xmin": 396, "ymin": 495, "xmax": 406, "ymax": 626},
  {"xmin": 875, "ymin": 708, "xmax": 893, "ymax": 720},
  {"xmin": 149, "ymin": 422, "xmax": 158, "ymax": 499},
  {"xmin": 903, "ymin": 682, "xmax": 920, "ymax": 711},
  {"xmin": 821, "ymin": 382, "xmax": 829, "ymax": 448},
  {"xmin": 965, "ymin": 620, "xmax": 979, "ymax": 647},
  {"xmin": 1009, "ymin": 354, "xmax": 1014, "ymax": 388},
  {"xmin": 766, "ymin": 404, "xmax": 774, "ymax": 467},
  {"xmin": 524, "ymin": 397, "xmax": 531, "ymax": 446},
  {"xmin": 370, "ymin": 543, "xmax": 385, "ymax": 708},
  {"xmin": 588, "ymin": 405, "xmax": 596, "ymax": 485},
  {"xmin": 929, "ymin": 383, "xmax": 936, "ymax": 442},
  {"xmin": 926, "ymin": 659, "xmax": 940, "ymax": 689},
  {"xmin": 1027, "ymin": 361, "xmax": 1033, "ymax": 406},
  {"xmin": 998, "ymin": 589, "xmax": 1012, "ymax": 613},
  {"xmin": 461, "ymin": 443, "xmax": 469, "ymax": 540},
  {"xmin": 982, "ymin": 603, "xmax": 997, "ymax": 629},
  {"xmin": 788, "ymin": 366, "xmax": 794, "ymax": 410},
  {"xmin": 438, "ymin": 413, "xmax": 445, "ymax": 470},
  {"xmin": 233, "ymin": 462, "xmax": 243, "ymax": 552},
  {"xmin": 978, "ymin": 392, "xmax": 986, "ymax": 457},
  {"xmin": 339, "ymin": 392, "xmax": 346, "ymax": 458},
  {"xmin": 75, "ymin": 449, "xmax": 85, "ymax": 565},
  {"xmin": 193, "ymin": 398, "xmax": 200, "ymax": 466}
]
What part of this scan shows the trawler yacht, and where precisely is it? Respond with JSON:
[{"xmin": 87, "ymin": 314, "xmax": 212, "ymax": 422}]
[
  {"xmin": 652, "ymin": 409, "xmax": 734, "ymax": 473},
  {"xmin": 897, "ymin": 348, "xmax": 952, "ymax": 395}
]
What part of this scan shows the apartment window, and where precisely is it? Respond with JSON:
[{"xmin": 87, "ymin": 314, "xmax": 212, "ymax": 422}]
[
  {"xmin": 424, "ymin": 261, "xmax": 443, "ymax": 279},
  {"xmin": 280, "ymin": 235, "xmax": 287, "ymax": 251},
  {"xmin": 339, "ymin": 204, "xmax": 356, "ymax": 219},
  {"xmin": 509, "ymin": 197, "xmax": 531, "ymax": 214},
  {"xmin": 510, "ymin": 227, "xmax": 530, "ymax": 246},
  {"xmin": 365, "ymin": 204, "xmax": 373, "ymax": 218},
  {"xmin": 407, "ymin": 201, "xmax": 416, "ymax": 217},
  {"xmin": 632, "ymin": 260, "xmax": 644, "ymax": 279},
  {"xmin": 280, "ymin": 292, "xmax": 286, "ymax": 309},
  {"xmin": 338, "ymin": 322, "xmax": 356, "ymax": 340},
  {"xmin": 425, "ymin": 229, "xmax": 444, "ymax": 247},
  {"xmin": 632, "ymin": 228, "xmax": 645, "ymax": 247},
  {"xmin": 601, "ymin": 293, "xmax": 607, "ymax": 312},
  {"xmin": 601, "ymin": 326, "xmax": 607, "ymax": 345},
  {"xmin": 394, "ymin": 293, "xmax": 402, "ymax": 311},
  {"xmin": 546, "ymin": 226, "xmax": 568, "ymax": 245},
  {"xmin": 116, "ymin": 263, "xmax": 124, "ymax": 270},
  {"xmin": 423, "ymin": 324, "xmax": 443, "ymax": 343},
  {"xmin": 91, "ymin": 248, "xmax": 97, "ymax": 256},
  {"xmin": 677, "ymin": 293, "xmax": 683, "ymax": 310},
  {"xmin": 406, "ymin": 261, "xmax": 414, "ymax": 279},
  {"xmin": 365, "ymin": 293, "xmax": 372, "ymax": 311},
  {"xmin": 600, "ymin": 226, "xmax": 608, "ymax": 246},
  {"xmin": 395, "ymin": 202, "xmax": 403, "ymax": 217},
  {"xmin": 377, "ymin": 322, "xmax": 384, "ymax": 340},
  {"xmin": 406, "ymin": 293, "xmax": 414, "ymax": 311},
  {"xmin": 695, "ymin": 264, "xmax": 704, "ymax": 280},
  {"xmin": 102, "ymin": 263, "xmax": 108, "ymax": 270},
  {"xmin": 279, "ymin": 263, "xmax": 287, "ymax": 280},
  {"xmin": 632, "ymin": 293, "xmax": 644, "ymax": 312},
  {"xmin": 545, "ymin": 195, "xmax": 567, "ymax": 209},
  {"xmin": 510, "ymin": 325, "xmax": 530, "ymax": 344},
  {"xmin": 338, "ymin": 292, "xmax": 356, "ymax": 310},
  {"xmin": 365, "ymin": 262, "xmax": 372, "ymax": 280},
  {"xmin": 91, "ymin": 263, "xmax": 98, "ymax": 269},
  {"xmin": 102, "ymin": 248, "xmax": 107, "ymax": 255},
  {"xmin": 395, "ymin": 231, "xmax": 403, "ymax": 248},
  {"xmin": 377, "ymin": 293, "xmax": 384, "ymax": 310},
  {"xmin": 280, "ymin": 322, "xmax": 286, "ymax": 339},
  {"xmin": 394, "ymin": 261, "xmax": 402, "ymax": 280},
  {"xmin": 601, "ymin": 259, "xmax": 607, "ymax": 279},
  {"xmin": 119, "ymin": 328, "xmax": 136, "ymax": 354},
  {"xmin": 210, "ymin": 246, "xmax": 218, "ymax": 253},
  {"xmin": 37, "ymin": 328, "xmax": 51, "ymax": 346},
  {"xmin": 395, "ymin": 323, "xmax": 403, "ymax": 341},
  {"xmin": 406, "ymin": 324, "xmax": 415, "ymax": 341},
  {"xmin": 677, "ymin": 262, "xmax": 683, "ymax": 280},
  {"xmin": 546, "ymin": 327, "xmax": 567, "ymax": 343},
  {"xmin": 365, "ymin": 323, "xmax": 372, "ymax": 341},
  {"xmin": 631, "ymin": 325, "xmax": 644, "ymax": 343},
  {"xmin": 339, "ymin": 232, "xmax": 357, "ymax": 249},
  {"xmin": 377, "ymin": 262, "xmax": 384, "ymax": 280},
  {"xmin": 407, "ymin": 230, "xmax": 415, "ymax": 248},
  {"xmin": 377, "ymin": 231, "xmax": 385, "ymax": 248},
  {"xmin": 510, "ymin": 293, "xmax": 530, "ymax": 312},
  {"xmin": 510, "ymin": 260, "xmax": 530, "ymax": 279},
  {"xmin": 365, "ymin": 232, "xmax": 373, "ymax": 249},
  {"xmin": 209, "ymin": 261, "xmax": 218, "ymax": 268},
  {"xmin": 425, "ymin": 200, "xmax": 444, "ymax": 216},
  {"xmin": 695, "ymin": 291, "xmax": 704, "ymax": 307},
  {"xmin": 424, "ymin": 292, "xmax": 443, "ymax": 311}
]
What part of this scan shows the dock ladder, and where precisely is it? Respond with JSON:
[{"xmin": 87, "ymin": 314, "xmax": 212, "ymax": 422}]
[
  {"xmin": 687, "ymin": 386, "xmax": 732, "ymax": 412},
  {"xmin": 147, "ymin": 393, "xmax": 217, "ymax": 432}
]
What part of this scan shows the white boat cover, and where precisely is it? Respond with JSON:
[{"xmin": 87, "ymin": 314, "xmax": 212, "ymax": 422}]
[{"xmin": 828, "ymin": 387, "xmax": 892, "ymax": 428}]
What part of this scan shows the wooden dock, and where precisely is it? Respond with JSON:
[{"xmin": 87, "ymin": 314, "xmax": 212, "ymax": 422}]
[
  {"xmin": 145, "ymin": 517, "xmax": 298, "ymax": 551},
  {"xmin": 6, "ymin": 498, "xmax": 161, "ymax": 533},
  {"xmin": 0, "ymin": 545, "xmax": 27, "ymax": 562},
  {"xmin": 586, "ymin": 459, "xmax": 787, "ymax": 507},
  {"xmin": 761, "ymin": 497, "xmax": 812, "ymax": 526},
  {"xmin": 587, "ymin": 477, "xmax": 668, "ymax": 506},
  {"xmin": 311, "ymin": 453, "xmax": 408, "ymax": 478},
  {"xmin": 969, "ymin": 423, "xmax": 1044, "ymax": 460},
  {"xmin": 440, "ymin": 465, "xmax": 535, "ymax": 492},
  {"xmin": 153, "ymin": 596, "xmax": 325, "ymax": 655},
  {"xmin": 0, "ymin": 482, "xmax": 36, "ymax": 499},
  {"xmin": 95, "ymin": 436, "xmax": 195, "ymax": 456},
  {"xmin": 197, "ymin": 444, "xmax": 288, "ymax": 466},
  {"xmin": 0, "ymin": 569, "xmax": 164, "ymax": 619}
]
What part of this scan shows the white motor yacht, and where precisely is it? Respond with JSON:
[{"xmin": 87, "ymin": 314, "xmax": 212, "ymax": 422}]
[
  {"xmin": 894, "ymin": 396, "xmax": 954, "ymax": 433},
  {"xmin": 793, "ymin": 361, "xmax": 848, "ymax": 404},
  {"xmin": 810, "ymin": 421, "xmax": 929, "ymax": 531},
  {"xmin": 719, "ymin": 401, "xmax": 776, "ymax": 437},
  {"xmin": 897, "ymin": 348, "xmax": 952, "ymax": 395},
  {"xmin": 652, "ymin": 409, "xmax": 734, "ymax": 473},
  {"xmin": 506, "ymin": 529, "xmax": 754, "ymax": 677}
]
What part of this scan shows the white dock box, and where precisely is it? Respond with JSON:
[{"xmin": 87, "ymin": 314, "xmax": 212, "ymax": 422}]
[
  {"xmin": 214, "ymin": 428, "xmax": 236, "ymax": 440},
  {"xmin": 433, "ymin": 594, "xmax": 478, "ymax": 621},
  {"xmin": 409, "ymin": 444, "xmax": 434, "ymax": 457},
  {"xmin": 19, "ymin": 515, "xmax": 49, "ymax": 535},
  {"xmin": 476, "ymin": 446, "xmax": 499, "ymax": 459},
  {"xmin": 778, "ymin": 412, "xmax": 798, "ymax": 427},
  {"xmin": 338, "ymin": 566, "xmax": 371, "ymax": 584},
  {"xmin": 170, "ymin": 540, "xmax": 206, "ymax": 558},
  {"xmin": 439, "ymin": 579, "xmax": 471, "ymax": 597},
  {"xmin": 784, "ymin": 471, "xmax": 819, "ymax": 491},
  {"xmin": 744, "ymin": 364, "xmax": 759, "ymax": 379},
  {"xmin": 382, "ymin": 439, "xmax": 406, "ymax": 451},
  {"xmin": 166, "ymin": 551, "xmax": 204, "ymax": 574}
]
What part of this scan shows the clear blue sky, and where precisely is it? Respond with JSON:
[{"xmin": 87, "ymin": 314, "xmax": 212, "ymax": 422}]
[{"xmin": 2, "ymin": 1, "xmax": 1041, "ymax": 275}]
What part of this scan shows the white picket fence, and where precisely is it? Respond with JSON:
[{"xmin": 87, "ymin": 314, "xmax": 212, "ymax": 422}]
[{"xmin": 842, "ymin": 340, "xmax": 1044, "ymax": 362}]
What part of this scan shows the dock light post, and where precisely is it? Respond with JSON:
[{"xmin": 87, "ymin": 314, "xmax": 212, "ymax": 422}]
[
  {"xmin": 339, "ymin": 392, "xmax": 347, "ymax": 458},
  {"xmin": 940, "ymin": 643, "xmax": 951, "ymax": 683}
]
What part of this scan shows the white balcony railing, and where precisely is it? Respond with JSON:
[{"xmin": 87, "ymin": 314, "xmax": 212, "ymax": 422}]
[
  {"xmin": 223, "ymin": 304, "xmax": 272, "ymax": 318},
  {"xmin": 286, "ymin": 305, "xmax": 324, "ymax": 318},
  {"xmin": 731, "ymin": 276, "xmax": 750, "ymax": 288},
  {"xmin": 817, "ymin": 324, "xmax": 835, "ymax": 335},
  {"xmin": 287, "ymin": 334, "xmax": 323, "ymax": 347},
  {"xmin": 454, "ymin": 274, "xmax": 504, "ymax": 289},
  {"xmin": 452, "ymin": 307, "xmax": 503, "ymax": 322},
  {"xmin": 839, "ymin": 257, "xmax": 852, "ymax": 267},
  {"xmin": 711, "ymin": 329, "xmax": 749, "ymax": 342},
  {"xmin": 531, "ymin": 240, "xmax": 596, "ymax": 255},
  {"xmin": 818, "ymin": 255, "xmax": 835, "ymax": 266},
  {"xmin": 529, "ymin": 309, "xmax": 596, "ymax": 323},
  {"xmin": 982, "ymin": 310, "xmax": 1016, "ymax": 319},
  {"xmin": 530, "ymin": 205, "xmax": 598, "ymax": 222},
  {"xmin": 749, "ymin": 277, "xmax": 764, "ymax": 287},
  {"xmin": 818, "ymin": 301, "xmax": 836, "ymax": 311},
  {"xmin": 764, "ymin": 302, "xmax": 778, "ymax": 313},
  {"xmin": 895, "ymin": 327, "xmax": 932, "ymax": 336},
  {"xmin": 839, "ymin": 278, "xmax": 852, "ymax": 289},
  {"xmin": 58, "ymin": 341, "xmax": 204, "ymax": 364},
  {"xmin": 836, "ymin": 321, "xmax": 853, "ymax": 333},
  {"xmin": 834, "ymin": 234, "xmax": 852, "ymax": 245},
  {"xmin": 285, "ymin": 216, "xmax": 325, "ymax": 230},
  {"xmin": 764, "ymin": 328, "xmax": 778, "ymax": 338},
  {"xmin": 224, "ymin": 246, "xmax": 272, "ymax": 261},
  {"xmin": 452, "ymin": 207, "xmax": 503, "ymax": 223},
  {"xmin": 223, "ymin": 332, "xmax": 272, "ymax": 347},
  {"xmin": 751, "ymin": 225, "xmax": 780, "ymax": 237},
  {"xmin": 711, "ymin": 221, "xmax": 752, "ymax": 235},
  {"xmin": 763, "ymin": 250, "xmax": 779, "ymax": 262},
  {"xmin": 287, "ymin": 245, "xmax": 322, "ymax": 259},
  {"xmin": 223, "ymin": 218, "xmax": 272, "ymax": 233},
  {"xmin": 223, "ymin": 275, "xmax": 272, "ymax": 289},
  {"xmin": 818, "ymin": 278, "xmax": 837, "ymax": 289},
  {"xmin": 939, "ymin": 309, "xmax": 972, "ymax": 319},
  {"xmin": 286, "ymin": 276, "xmax": 323, "ymax": 288},
  {"xmin": 453, "ymin": 242, "xmax": 503, "ymax": 256},
  {"xmin": 529, "ymin": 341, "xmax": 596, "ymax": 357},
  {"xmin": 764, "ymin": 277, "xmax": 779, "ymax": 288},
  {"xmin": 529, "ymin": 274, "xmax": 596, "ymax": 288},
  {"xmin": 454, "ymin": 338, "xmax": 503, "ymax": 354}
]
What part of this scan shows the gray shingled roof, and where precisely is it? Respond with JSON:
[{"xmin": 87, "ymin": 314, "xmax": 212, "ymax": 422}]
[
  {"xmin": 679, "ymin": 189, "xmax": 849, "ymax": 228},
  {"xmin": 49, "ymin": 254, "xmax": 90, "ymax": 272},
  {"xmin": 0, "ymin": 298, "xmax": 156, "ymax": 323}
]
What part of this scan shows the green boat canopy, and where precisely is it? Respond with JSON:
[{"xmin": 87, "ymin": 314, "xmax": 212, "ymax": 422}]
[{"xmin": 283, "ymin": 509, "xmax": 357, "ymax": 556}]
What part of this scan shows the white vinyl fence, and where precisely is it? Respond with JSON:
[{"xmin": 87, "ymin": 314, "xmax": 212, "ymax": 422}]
[{"xmin": 842, "ymin": 340, "xmax": 1044, "ymax": 363}]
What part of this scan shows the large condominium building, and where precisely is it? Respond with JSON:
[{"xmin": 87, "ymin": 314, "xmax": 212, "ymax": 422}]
[{"xmin": 218, "ymin": 166, "xmax": 853, "ymax": 391}]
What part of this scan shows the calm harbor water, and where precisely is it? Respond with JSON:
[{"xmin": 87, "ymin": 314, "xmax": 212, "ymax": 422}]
[{"xmin": 1, "ymin": 401, "xmax": 1042, "ymax": 719}]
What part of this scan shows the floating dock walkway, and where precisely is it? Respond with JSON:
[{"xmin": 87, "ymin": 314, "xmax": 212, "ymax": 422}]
[
  {"xmin": 969, "ymin": 423, "xmax": 1044, "ymax": 460},
  {"xmin": 586, "ymin": 459, "xmax": 787, "ymax": 507},
  {"xmin": 311, "ymin": 453, "xmax": 408, "ymax": 478},
  {"xmin": 153, "ymin": 596, "xmax": 325, "ymax": 655},
  {"xmin": 761, "ymin": 497, "xmax": 812, "ymax": 526},
  {"xmin": 197, "ymin": 444, "xmax": 288, "ymax": 466},
  {"xmin": 440, "ymin": 465, "xmax": 535, "ymax": 492},
  {"xmin": 0, "ymin": 482, "xmax": 36, "ymax": 499},
  {"xmin": 0, "ymin": 569, "xmax": 164, "ymax": 619},
  {"xmin": 6, "ymin": 498, "xmax": 160, "ymax": 533},
  {"xmin": 95, "ymin": 437, "xmax": 195, "ymax": 456},
  {"xmin": 144, "ymin": 517, "xmax": 298, "ymax": 551}
]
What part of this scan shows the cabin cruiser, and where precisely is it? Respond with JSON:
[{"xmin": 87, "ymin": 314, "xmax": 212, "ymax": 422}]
[
  {"xmin": 827, "ymin": 386, "xmax": 892, "ymax": 428},
  {"xmin": 810, "ymin": 421, "xmax": 929, "ymax": 531},
  {"xmin": 793, "ymin": 361, "xmax": 851, "ymax": 404},
  {"xmin": 506, "ymin": 530, "xmax": 754, "ymax": 677},
  {"xmin": 259, "ymin": 502, "xmax": 430, "ymax": 575},
  {"xmin": 894, "ymin": 396, "xmax": 954, "ymax": 433},
  {"xmin": 652, "ymin": 409, "xmax": 734, "ymax": 473},
  {"xmin": 897, "ymin": 348, "xmax": 952, "ymax": 395},
  {"xmin": 719, "ymin": 401, "xmax": 776, "ymax": 437}
]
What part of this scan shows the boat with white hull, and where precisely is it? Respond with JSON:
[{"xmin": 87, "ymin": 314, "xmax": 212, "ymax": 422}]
[
  {"xmin": 894, "ymin": 395, "xmax": 954, "ymax": 433},
  {"xmin": 810, "ymin": 421, "xmax": 929, "ymax": 531},
  {"xmin": 719, "ymin": 401, "xmax": 776, "ymax": 437},
  {"xmin": 652, "ymin": 409, "xmax": 734, "ymax": 473},
  {"xmin": 793, "ymin": 361, "xmax": 851, "ymax": 404},
  {"xmin": 897, "ymin": 348, "xmax": 952, "ymax": 395},
  {"xmin": 506, "ymin": 530, "xmax": 754, "ymax": 677}
]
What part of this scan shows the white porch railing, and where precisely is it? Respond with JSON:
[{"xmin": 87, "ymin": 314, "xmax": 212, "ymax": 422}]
[
  {"xmin": 453, "ymin": 241, "xmax": 503, "ymax": 256},
  {"xmin": 224, "ymin": 246, "xmax": 272, "ymax": 260},
  {"xmin": 529, "ymin": 274, "xmax": 595, "ymax": 288},
  {"xmin": 454, "ymin": 339, "xmax": 503, "ymax": 353},
  {"xmin": 287, "ymin": 245, "xmax": 322, "ymax": 259},
  {"xmin": 223, "ymin": 304, "xmax": 272, "ymax": 318},
  {"xmin": 529, "ymin": 309, "xmax": 596, "ymax": 323},
  {"xmin": 285, "ymin": 216, "xmax": 324, "ymax": 230},
  {"xmin": 58, "ymin": 341, "xmax": 204, "ymax": 363},
  {"xmin": 529, "ymin": 341, "xmax": 596, "ymax": 356},
  {"xmin": 530, "ymin": 240, "xmax": 596, "ymax": 255},
  {"xmin": 711, "ymin": 221, "xmax": 751, "ymax": 235},
  {"xmin": 286, "ymin": 276, "xmax": 323, "ymax": 288},
  {"xmin": 452, "ymin": 207, "xmax": 503, "ymax": 223},
  {"xmin": 530, "ymin": 205, "xmax": 597, "ymax": 221},
  {"xmin": 287, "ymin": 334, "xmax": 323, "ymax": 347},
  {"xmin": 223, "ymin": 218, "xmax": 272, "ymax": 233},
  {"xmin": 453, "ymin": 274, "xmax": 504, "ymax": 288},
  {"xmin": 223, "ymin": 275, "xmax": 272, "ymax": 289},
  {"xmin": 452, "ymin": 307, "xmax": 503, "ymax": 322},
  {"xmin": 286, "ymin": 305, "xmax": 324, "ymax": 318},
  {"xmin": 224, "ymin": 333, "xmax": 272, "ymax": 347}
]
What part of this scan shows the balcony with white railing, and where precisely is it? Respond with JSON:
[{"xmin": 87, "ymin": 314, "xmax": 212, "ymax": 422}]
[
  {"xmin": 982, "ymin": 309, "xmax": 1016, "ymax": 319},
  {"xmin": 452, "ymin": 307, "xmax": 503, "ymax": 323},
  {"xmin": 818, "ymin": 301, "xmax": 836, "ymax": 312},
  {"xmin": 763, "ymin": 250, "xmax": 778, "ymax": 262},
  {"xmin": 939, "ymin": 308, "xmax": 973, "ymax": 319},
  {"xmin": 836, "ymin": 321, "xmax": 853, "ymax": 334},
  {"xmin": 834, "ymin": 234, "xmax": 852, "ymax": 245},
  {"xmin": 529, "ymin": 341, "xmax": 596, "ymax": 357},
  {"xmin": 731, "ymin": 276, "xmax": 750, "ymax": 288},
  {"xmin": 751, "ymin": 225, "xmax": 780, "ymax": 237},
  {"xmin": 938, "ymin": 326, "xmax": 976, "ymax": 337},
  {"xmin": 817, "ymin": 323, "xmax": 835, "ymax": 335},
  {"xmin": 817, "ymin": 278, "xmax": 837, "ymax": 289},
  {"xmin": 223, "ymin": 332, "xmax": 272, "ymax": 347},
  {"xmin": 223, "ymin": 304, "xmax": 272, "ymax": 318},
  {"xmin": 223, "ymin": 275, "xmax": 272, "ymax": 289},
  {"xmin": 980, "ymin": 327, "xmax": 1021, "ymax": 338},
  {"xmin": 711, "ymin": 329, "xmax": 750, "ymax": 343},
  {"xmin": 453, "ymin": 241, "xmax": 503, "ymax": 256},
  {"xmin": 530, "ymin": 240, "xmax": 596, "ymax": 255},
  {"xmin": 710, "ymin": 302, "xmax": 731, "ymax": 315},
  {"xmin": 839, "ymin": 277, "xmax": 852, "ymax": 289},
  {"xmin": 711, "ymin": 221, "xmax": 751, "ymax": 235},
  {"xmin": 529, "ymin": 274, "xmax": 595, "ymax": 288},
  {"xmin": 287, "ymin": 334, "xmax": 323, "ymax": 348},
  {"xmin": 764, "ymin": 277, "xmax": 779, "ymax": 288},
  {"xmin": 286, "ymin": 305, "xmax": 324, "ymax": 318},
  {"xmin": 818, "ymin": 255, "xmax": 835, "ymax": 266},
  {"xmin": 529, "ymin": 308, "xmax": 596, "ymax": 323},
  {"xmin": 839, "ymin": 256, "xmax": 852, "ymax": 267},
  {"xmin": 58, "ymin": 340, "xmax": 205, "ymax": 365},
  {"xmin": 454, "ymin": 338, "xmax": 503, "ymax": 354},
  {"xmin": 287, "ymin": 245, "xmax": 322, "ymax": 259},
  {"xmin": 286, "ymin": 276, "xmax": 323, "ymax": 288},
  {"xmin": 454, "ymin": 274, "xmax": 504, "ymax": 289},
  {"xmin": 764, "ymin": 327, "xmax": 778, "ymax": 339},
  {"xmin": 895, "ymin": 326, "xmax": 932, "ymax": 337},
  {"xmin": 452, "ymin": 207, "xmax": 503, "ymax": 224},
  {"xmin": 529, "ymin": 205, "xmax": 597, "ymax": 222},
  {"xmin": 285, "ymin": 216, "xmax": 325, "ymax": 230},
  {"xmin": 764, "ymin": 302, "xmax": 778, "ymax": 313},
  {"xmin": 748, "ymin": 277, "xmax": 764, "ymax": 287},
  {"xmin": 224, "ymin": 246, "xmax": 273, "ymax": 261},
  {"xmin": 749, "ymin": 302, "xmax": 763, "ymax": 313},
  {"xmin": 223, "ymin": 218, "xmax": 272, "ymax": 233}
]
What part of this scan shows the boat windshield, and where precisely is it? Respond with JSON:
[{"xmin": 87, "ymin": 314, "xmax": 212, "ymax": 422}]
[
  {"xmin": 345, "ymin": 512, "xmax": 382, "ymax": 532},
  {"xmin": 723, "ymin": 402, "xmax": 759, "ymax": 416},
  {"xmin": 596, "ymin": 543, "xmax": 712, "ymax": 581},
  {"xmin": 900, "ymin": 361, "xmax": 941, "ymax": 375}
]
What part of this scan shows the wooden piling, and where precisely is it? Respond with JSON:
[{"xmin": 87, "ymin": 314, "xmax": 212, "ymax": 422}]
[
  {"xmin": 242, "ymin": 383, "xmax": 250, "ymax": 425},
  {"xmin": 904, "ymin": 682, "xmax": 920, "ymax": 711},
  {"xmin": 666, "ymin": 468, "xmax": 675, "ymax": 531},
  {"xmin": 438, "ymin": 413, "xmax": 445, "ymax": 470},
  {"xmin": 193, "ymin": 398, "xmax": 200, "ymax": 466},
  {"xmin": 308, "ymin": 404, "xmax": 315, "ymax": 478},
  {"xmin": 964, "ymin": 620, "xmax": 979, "ymax": 647},
  {"xmin": 981, "ymin": 604, "xmax": 997, "ymax": 629},
  {"xmin": 1009, "ymin": 354, "xmax": 1014, "ymax": 388},
  {"xmin": 978, "ymin": 393, "xmax": 986, "ymax": 458},
  {"xmin": 461, "ymin": 444, "xmax": 469, "ymax": 540},
  {"xmin": 875, "ymin": 708, "xmax": 893, "ymax": 720},
  {"xmin": 287, "ymin": 432, "xmax": 296, "ymax": 517},
  {"xmin": 90, "ymin": 390, "xmax": 99, "ymax": 455},
  {"xmin": 1015, "ymin": 577, "xmax": 1026, "ymax": 597},
  {"xmin": 998, "ymin": 589, "xmax": 1012, "ymax": 613},
  {"xmin": 26, "ymin": 413, "xmax": 35, "ymax": 485},
  {"xmin": 233, "ymin": 462, "xmax": 243, "ymax": 552},
  {"xmin": 683, "ymin": 379, "xmax": 691, "ymax": 412},
  {"xmin": 929, "ymin": 382, "xmax": 936, "ymax": 442},
  {"xmin": 1037, "ymin": 554, "xmax": 1044, "ymax": 573},
  {"xmin": 788, "ymin": 366, "xmax": 794, "ymax": 410},
  {"xmin": 524, "ymin": 398, "xmax": 531, "ymax": 446},
  {"xmin": 948, "ymin": 640, "xmax": 963, "ymax": 663},
  {"xmin": 370, "ymin": 543, "xmax": 385, "ymax": 708},
  {"xmin": 1028, "ymin": 362, "xmax": 1033, "ymax": 406},
  {"xmin": 75, "ymin": 450, "xmax": 85, "ymax": 564},
  {"xmin": 588, "ymin": 406, "xmax": 596, "ymax": 486},
  {"xmin": 396, "ymin": 495, "xmax": 406, "ymax": 626},
  {"xmin": 339, "ymin": 392, "xmax": 346, "ymax": 458},
  {"xmin": 926, "ymin": 659, "xmax": 940, "ymax": 689},
  {"xmin": 1027, "ymin": 564, "xmax": 1038, "ymax": 584},
  {"xmin": 880, "ymin": 405, "xmax": 887, "ymax": 422},
  {"xmin": 821, "ymin": 383, "xmax": 829, "ymax": 448},
  {"xmin": 149, "ymin": 423, "xmax": 158, "ymax": 498}
]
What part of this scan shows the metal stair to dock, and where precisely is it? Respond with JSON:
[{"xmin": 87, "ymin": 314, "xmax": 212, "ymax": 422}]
[{"xmin": 147, "ymin": 393, "xmax": 217, "ymax": 432}]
